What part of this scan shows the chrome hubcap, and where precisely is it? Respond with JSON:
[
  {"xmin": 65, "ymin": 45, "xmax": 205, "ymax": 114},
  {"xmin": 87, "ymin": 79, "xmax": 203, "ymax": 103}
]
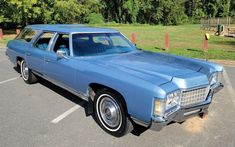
[
  {"xmin": 22, "ymin": 61, "xmax": 29, "ymax": 80},
  {"xmin": 99, "ymin": 96, "xmax": 121, "ymax": 128}
]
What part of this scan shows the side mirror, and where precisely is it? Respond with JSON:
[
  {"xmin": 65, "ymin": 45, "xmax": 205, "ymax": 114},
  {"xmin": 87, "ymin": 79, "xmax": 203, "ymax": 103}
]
[{"xmin": 56, "ymin": 50, "xmax": 68, "ymax": 59}]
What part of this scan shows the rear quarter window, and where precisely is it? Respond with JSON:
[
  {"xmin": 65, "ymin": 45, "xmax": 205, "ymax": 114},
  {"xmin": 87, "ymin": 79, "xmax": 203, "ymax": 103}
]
[{"xmin": 16, "ymin": 28, "xmax": 37, "ymax": 42}]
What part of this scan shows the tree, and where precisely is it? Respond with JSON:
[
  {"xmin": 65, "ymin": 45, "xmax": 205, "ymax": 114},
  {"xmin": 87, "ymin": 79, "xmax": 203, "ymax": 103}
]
[
  {"xmin": 122, "ymin": 0, "xmax": 140, "ymax": 23},
  {"xmin": 7, "ymin": 0, "xmax": 42, "ymax": 26},
  {"xmin": 77, "ymin": 0, "xmax": 103, "ymax": 23},
  {"xmin": 101, "ymin": 0, "xmax": 124, "ymax": 23},
  {"xmin": 86, "ymin": 13, "xmax": 104, "ymax": 24},
  {"xmin": 36, "ymin": 0, "xmax": 56, "ymax": 24},
  {"xmin": 155, "ymin": 0, "xmax": 188, "ymax": 25},
  {"xmin": 53, "ymin": 0, "xmax": 83, "ymax": 23},
  {"xmin": 184, "ymin": 0, "xmax": 205, "ymax": 23},
  {"xmin": 216, "ymin": 0, "xmax": 230, "ymax": 17},
  {"xmin": 0, "ymin": 0, "xmax": 235, "ymax": 26},
  {"xmin": 0, "ymin": 0, "xmax": 21, "ymax": 26},
  {"xmin": 230, "ymin": 0, "xmax": 235, "ymax": 16}
]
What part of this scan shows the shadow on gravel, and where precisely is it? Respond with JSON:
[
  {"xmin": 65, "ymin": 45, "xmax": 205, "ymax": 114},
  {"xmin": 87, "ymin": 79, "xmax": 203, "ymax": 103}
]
[
  {"xmin": 13, "ymin": 66, "xmax": 20, "ymax": 73},
  {"xmin": 131, "ymin": 124, "xmax": 149, "ymax": 136}
]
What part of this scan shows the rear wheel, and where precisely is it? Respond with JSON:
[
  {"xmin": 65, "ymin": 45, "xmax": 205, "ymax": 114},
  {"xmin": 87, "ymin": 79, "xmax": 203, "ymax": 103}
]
[
  {"xmin": 94, "ymin": 89, "xmax": 133, "ymax": 137},
  {"xmin": 20, "ymin": 60, "xmax": 37, "ymax": 84}
]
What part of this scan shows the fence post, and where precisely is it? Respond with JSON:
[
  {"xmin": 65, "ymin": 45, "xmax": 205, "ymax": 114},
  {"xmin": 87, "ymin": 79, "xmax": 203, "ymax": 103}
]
[
  {"xmin": 208, "ymin": 19, "xmax": 210, "ymax": 30},
  {"xmin": 204, "ymin": 33, "xmax": 210, "ymax": 51},
  {"xmin": 16, "ymin": 25, "xmax": 22, "ymax": 36},
  {"xmin": 164, "ymin": 32, "xmax": 169, "ymax": 50},
  {"xmin": 131, "ymin": 32, "xmax": 136, "ymax": 45},
  {"xmin": 0, "ymin": 27, "xmax": 3, "ymax": 39},
  {"xmin": 16, "ymin": 28, "xmax": 20, "ymax": 35}
]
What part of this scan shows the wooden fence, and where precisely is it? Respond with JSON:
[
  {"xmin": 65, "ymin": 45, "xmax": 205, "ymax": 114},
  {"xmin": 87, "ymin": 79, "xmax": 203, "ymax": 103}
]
[
  {"xmin": 201, "ymin": 17, "xmax": 235, "ymax": 37},
  {"xmin": 201, "ymin": 17, "xmax": 235, "ymax": 30}
]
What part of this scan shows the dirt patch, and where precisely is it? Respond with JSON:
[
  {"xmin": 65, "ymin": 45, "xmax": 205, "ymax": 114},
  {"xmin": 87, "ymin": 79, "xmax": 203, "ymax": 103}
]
[
  {"xmin": 182, "ymin": 116, "xmax": 209, "ymax": 133},
  {"xmin": 210, "ymin": 59, "xmax": 235, "ymax": 67},
  {"xmin": 0, "ymin": 43, "xmax": 6, "ymax": 48}
]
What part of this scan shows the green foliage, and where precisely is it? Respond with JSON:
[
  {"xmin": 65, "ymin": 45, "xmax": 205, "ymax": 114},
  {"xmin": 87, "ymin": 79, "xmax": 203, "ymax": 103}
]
[
  {"xmin": 156, "ymin": 0, "xmax": 188, "ymax": 25},
  {"xmin": 122, "ymin": 0, "xmax": 140, "ymax": 23},
  {"xmin": 86, "ymin": 13, "xmax": 104, "ymax": 24},
  {"xmin": 217, "ymin": 0, "xmax": 230, "ymax": 17},
  {"xmin": 0, "ymin": 15, "xmax": 4, "ymax": 23},
  {"xmin": 53, "ymin": 0, "xmax": 83, "ymax": 23},
  {"xmin": 8, "ymin": 0, "xmax": 41, "ymax": 25},
  {"xmin": 0, "ymin": 0, "xmax": 234, "ymax": 26},
  {"xmin": 230, "ymin": 0, "xmax": 235, "ymax": 16}
]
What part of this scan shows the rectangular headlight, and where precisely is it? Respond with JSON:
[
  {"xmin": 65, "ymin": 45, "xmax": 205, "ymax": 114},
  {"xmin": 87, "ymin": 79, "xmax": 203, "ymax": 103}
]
[
  {"xmin": 210, "ymin": 72, "xmax": 222, "ymax": 85},
  {"xmin": 154, "ymin": 99, "xmax": 165, "ymax": 117},
  {"xmin": 210, "ymin": 73, "xmax": 218, "ymax": 85},
  {"xmin": 217, "ymin": 72, "xmax": 223, "ymax": 83},
  {"xmin": 166, "ymin": 91, "xmax": 180, "ymax": 110}
]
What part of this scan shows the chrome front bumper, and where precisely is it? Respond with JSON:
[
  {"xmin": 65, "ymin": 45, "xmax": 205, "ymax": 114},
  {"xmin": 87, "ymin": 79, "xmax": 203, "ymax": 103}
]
[{"xmin": 150, "ymin": 83, "xmax": 223, "ymax": 131}]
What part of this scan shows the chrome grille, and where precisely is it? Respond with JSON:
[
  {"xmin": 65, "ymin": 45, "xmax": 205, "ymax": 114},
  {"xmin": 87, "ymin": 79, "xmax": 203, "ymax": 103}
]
[{"xmin": 181, "ymin": 87, "xmax": 209, "ymax": 107}]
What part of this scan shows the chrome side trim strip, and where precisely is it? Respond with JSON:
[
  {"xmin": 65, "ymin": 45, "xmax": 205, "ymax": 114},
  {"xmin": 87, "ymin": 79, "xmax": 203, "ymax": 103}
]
[
  {"xmin": 32, "ymin": 72, "xmax": 89, "ymax": 101},
  {"xmin": 32, "ymin": 70, "xmax": 43, "ymax": 76}
]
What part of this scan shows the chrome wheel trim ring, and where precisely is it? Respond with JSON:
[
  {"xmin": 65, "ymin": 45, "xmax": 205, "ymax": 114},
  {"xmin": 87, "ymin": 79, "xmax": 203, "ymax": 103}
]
[
  {"xmin": 96, "ymin": 94, "xmax": 122, "ymax": 132},
  {"xmin": 21, "ymin": 61, "xmax": 29, "ymax": 81}
]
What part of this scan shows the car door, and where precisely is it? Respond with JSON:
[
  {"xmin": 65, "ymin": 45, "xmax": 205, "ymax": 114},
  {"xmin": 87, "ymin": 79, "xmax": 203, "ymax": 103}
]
[
  {"xmin": 26, "ymin": 32, "xmax": 56, "ymax": 75},
  {"xmin": 44, "ymin": 33, "xmax": 76, "ymax": 91}
]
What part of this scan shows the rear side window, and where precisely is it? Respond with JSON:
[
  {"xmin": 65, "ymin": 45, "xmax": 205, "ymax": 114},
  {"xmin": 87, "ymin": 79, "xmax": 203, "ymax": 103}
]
[
  {"xmin": 34, "ymin": 32, "xmax": 55, "ymax": 51},
  {"xmin": 16, "ymin": 28, "xmax": 37, "ymax": 42}
]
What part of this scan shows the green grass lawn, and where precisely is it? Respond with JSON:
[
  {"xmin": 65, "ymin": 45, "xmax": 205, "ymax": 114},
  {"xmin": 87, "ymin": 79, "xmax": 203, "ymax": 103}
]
[
  {"xmin": 1, "ymin": 24, "xmax": 235, "ymax": 60},
  {"xmin": 0, "ymin": 29, "xmax": 16, "ymax": 46},
  {"xmin": 0, "ymin": 35, "xmax": 14, "ymax": 45},
  {"xmin": 102, "ymin": 24, "xmax": 235, "ymax": 60}
]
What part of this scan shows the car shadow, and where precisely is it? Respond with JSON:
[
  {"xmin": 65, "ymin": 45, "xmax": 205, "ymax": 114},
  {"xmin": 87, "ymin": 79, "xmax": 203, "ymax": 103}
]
[
  {"xmin": 13, "ymin": 66, "xmax": 20, "ymax": 73},
  {"xmin": 35, "ymin": 77, "xmax": 150, "ymax": 136},
  {"xmin": 37, "ymin": 77, "xmax": 87, "ymax": 110},
  {"xmin": 131, "ymin": 124, "xmax": 149, "ymax": 136},
  {"xmin": 13, "ymin": 65, "xmax": 158, "ymax": 136}
]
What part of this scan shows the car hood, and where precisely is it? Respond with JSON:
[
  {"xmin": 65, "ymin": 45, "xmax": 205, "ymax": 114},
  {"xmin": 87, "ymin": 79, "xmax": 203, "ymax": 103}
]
[{"xmin": 88, "ymin": 51, "xmax": 203, "ymax": 86}]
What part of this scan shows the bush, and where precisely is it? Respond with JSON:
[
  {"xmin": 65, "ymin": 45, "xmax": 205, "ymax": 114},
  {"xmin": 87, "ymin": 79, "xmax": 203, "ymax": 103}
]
[{"xmin": 86, "ymin": 13, "xmax": 104, "ymax": 24}]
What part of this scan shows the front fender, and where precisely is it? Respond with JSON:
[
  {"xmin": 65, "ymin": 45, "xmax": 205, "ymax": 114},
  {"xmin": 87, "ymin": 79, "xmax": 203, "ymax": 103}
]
[{"xmin": 75, "ymin": 61, "xmax": 166, "ymax": 124}]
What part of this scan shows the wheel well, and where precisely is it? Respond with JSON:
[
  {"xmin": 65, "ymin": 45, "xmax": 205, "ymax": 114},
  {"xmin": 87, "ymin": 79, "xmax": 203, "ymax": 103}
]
[
  {"xmin": 89, "ymin": 83, "xmax": 122, "ymax": 97},
  {"xmin": 89, "ymin": 83, "xmax": 128, "ymax": 112},
  {"xmin": 16, "ymin": 56, "xmax": 23, "ymax": 69}
]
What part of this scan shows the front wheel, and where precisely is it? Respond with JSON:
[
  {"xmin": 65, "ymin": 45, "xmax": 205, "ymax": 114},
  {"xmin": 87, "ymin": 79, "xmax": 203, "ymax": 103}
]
[
  {"xmin": 20, "ymin": 60, "xmax": 37, "ymax": 84},
  {"xmin": 94, "ymin": 90, "xmax": 133, "ymax": 137}
]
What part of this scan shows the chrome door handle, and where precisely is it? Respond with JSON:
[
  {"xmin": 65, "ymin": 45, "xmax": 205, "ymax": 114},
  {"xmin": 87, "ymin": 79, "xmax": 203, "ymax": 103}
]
[{"xmin": 45, "ymin": 59, "xmax": 51, "ymax": 63}]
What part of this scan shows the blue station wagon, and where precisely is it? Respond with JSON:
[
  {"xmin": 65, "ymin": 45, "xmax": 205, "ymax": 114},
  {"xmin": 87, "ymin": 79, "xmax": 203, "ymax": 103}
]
[{"xmin": 6, "ymin": 24, "xmax": 224, "ymax": 137}]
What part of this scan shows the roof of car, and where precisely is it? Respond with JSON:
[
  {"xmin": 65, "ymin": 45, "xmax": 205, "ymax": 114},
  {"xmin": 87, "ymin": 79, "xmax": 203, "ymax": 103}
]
[{"xmin": 26, "ymin": 24, "xmax": 119, "ymax": 34}]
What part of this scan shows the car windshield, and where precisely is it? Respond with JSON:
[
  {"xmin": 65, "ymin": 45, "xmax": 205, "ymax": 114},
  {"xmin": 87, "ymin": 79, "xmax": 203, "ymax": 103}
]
[{"xmin": 72, "ymin": 33, "xmax": 136, "ymax": 56}]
